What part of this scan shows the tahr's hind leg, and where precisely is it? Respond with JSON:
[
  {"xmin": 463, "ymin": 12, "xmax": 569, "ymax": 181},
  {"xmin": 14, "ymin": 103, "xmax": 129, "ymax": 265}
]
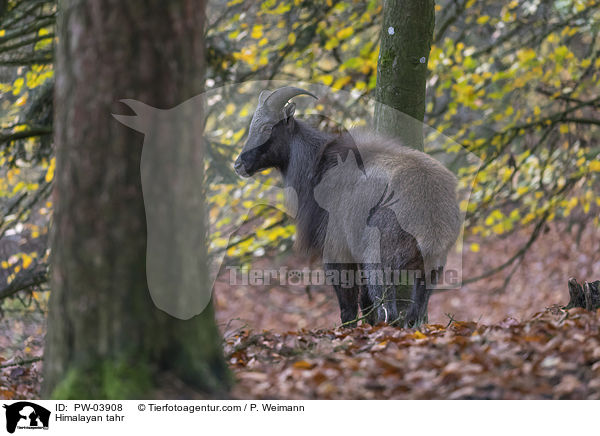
[
  {"xmin": 405, "ymin": 278, "xmax": 431, "ymax": 328},
  {"xmin": 361, "ymin": 263, "xmax": 399, "ymax": 324}
]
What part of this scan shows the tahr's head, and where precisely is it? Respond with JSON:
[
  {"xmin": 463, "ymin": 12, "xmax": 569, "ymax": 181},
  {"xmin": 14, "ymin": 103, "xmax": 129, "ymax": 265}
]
[{"xmin": 234, "ymin": 86, "xmax": 317, "ymax": 177}]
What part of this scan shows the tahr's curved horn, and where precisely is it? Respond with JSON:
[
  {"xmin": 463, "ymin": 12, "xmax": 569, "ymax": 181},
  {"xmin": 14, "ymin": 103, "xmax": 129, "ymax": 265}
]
[{"xmin": 263, "ymin": 86, "xmax": 317, "ymax": 112}]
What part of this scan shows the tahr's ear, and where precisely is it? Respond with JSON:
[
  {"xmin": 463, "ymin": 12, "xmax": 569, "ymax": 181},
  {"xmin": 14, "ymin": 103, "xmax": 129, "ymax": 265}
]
[{"xmin": 284, "ymin": 102, "xmax": 296, "ymax": 121}]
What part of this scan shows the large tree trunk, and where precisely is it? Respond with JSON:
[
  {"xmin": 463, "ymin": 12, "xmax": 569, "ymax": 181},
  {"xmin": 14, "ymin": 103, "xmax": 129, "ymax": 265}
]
[
  {"xmin": 42, "ymin": 0, "xmax": 229, "ymax": 399},
  {"xmin": 374, "ymin": 0, "xmax": 435, "ymax": 150}
]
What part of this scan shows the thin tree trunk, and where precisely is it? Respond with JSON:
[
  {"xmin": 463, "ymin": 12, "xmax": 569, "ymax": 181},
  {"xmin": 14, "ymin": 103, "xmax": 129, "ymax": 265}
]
[
  {"xmin": 374, "ymin": 0, "xmax": 435, "ymax": 150},
  {"xmin": 373, "ymin": 0, "xmax": 435, "ymax": 325},
  {"xmin": 42, "ymin": 0, "xmax": 229, "ymax": 399}
]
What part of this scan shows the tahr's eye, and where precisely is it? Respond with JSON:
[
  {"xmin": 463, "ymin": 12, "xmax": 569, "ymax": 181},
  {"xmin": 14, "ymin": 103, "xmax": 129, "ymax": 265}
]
[{"xmin": 261, "ymin": 125, "xmax": 272, "ymax": 133}]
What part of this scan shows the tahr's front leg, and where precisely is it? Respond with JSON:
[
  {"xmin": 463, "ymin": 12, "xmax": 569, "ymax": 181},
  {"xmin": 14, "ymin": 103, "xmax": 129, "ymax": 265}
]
[{"xmin": 325, "ymin": 263, "xmax": 360, "ymax": 327}]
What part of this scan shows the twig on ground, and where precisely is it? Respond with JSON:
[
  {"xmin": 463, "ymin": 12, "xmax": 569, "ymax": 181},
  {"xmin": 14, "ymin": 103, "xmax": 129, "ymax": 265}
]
[{"xmin": 0, "ymin": 356, "xmax": 42, "ymax": 369}]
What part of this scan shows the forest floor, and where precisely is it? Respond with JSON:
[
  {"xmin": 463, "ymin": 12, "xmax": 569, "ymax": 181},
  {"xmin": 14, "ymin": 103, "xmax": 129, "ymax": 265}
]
[
  {"xmin": 1, "ymin": 220, "xmax": 599, "ymax": 399},
  {"xmin": 224, "ymin": 308, "xmax": 600, "ymax": 399}
]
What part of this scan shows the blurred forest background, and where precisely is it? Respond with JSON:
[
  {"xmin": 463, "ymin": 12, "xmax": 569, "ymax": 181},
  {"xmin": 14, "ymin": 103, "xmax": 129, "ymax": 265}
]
[{"xmin": 0, "ymin": 0, "xmax": 599, "ymax": 399}]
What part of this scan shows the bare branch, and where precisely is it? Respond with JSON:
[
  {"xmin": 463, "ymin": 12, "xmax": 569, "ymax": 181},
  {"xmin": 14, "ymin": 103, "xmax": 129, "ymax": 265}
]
[
  {"xmin": 0, "ymin": 267, "xmax": 48, "ymax": 301},
  {"xmin": 0, "ymin": 125, "xmax": 52, "ymax": 144}
]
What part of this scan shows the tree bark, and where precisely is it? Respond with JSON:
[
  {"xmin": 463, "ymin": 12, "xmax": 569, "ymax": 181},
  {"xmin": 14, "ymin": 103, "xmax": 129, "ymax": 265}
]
[
  {"xmin": 374, "ymin": 0, "xmax": 435, "ymax": 150},
  {"xmin": 373, "ymin": 0, "xmax": 435, "ymax": 325},
  {"xmin": 565, "ymin": 278, "xmax": 600, "ymax": 311},
  {"xmin": 42, "ymin": 0, "xmax": 230, "ymax": 399}
]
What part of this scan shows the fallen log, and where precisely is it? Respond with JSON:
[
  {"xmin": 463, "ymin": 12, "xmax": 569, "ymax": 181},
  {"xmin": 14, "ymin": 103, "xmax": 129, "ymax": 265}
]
[{"xmin": 565, "ymin": 278, "xmax": 600, "ymax": 310}]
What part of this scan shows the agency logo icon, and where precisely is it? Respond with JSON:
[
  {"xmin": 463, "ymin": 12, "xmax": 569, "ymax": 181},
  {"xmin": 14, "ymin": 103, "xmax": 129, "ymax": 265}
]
[{"xmin": 2, "ymin": 402, "xmax": 50, "ymax": 434}]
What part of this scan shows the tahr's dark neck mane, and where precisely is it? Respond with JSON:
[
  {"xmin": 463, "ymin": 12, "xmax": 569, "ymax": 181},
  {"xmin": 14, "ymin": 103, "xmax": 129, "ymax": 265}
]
[{"xmin": 282, "ymin": 119, "xmax": 333, "ymax": 254}]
